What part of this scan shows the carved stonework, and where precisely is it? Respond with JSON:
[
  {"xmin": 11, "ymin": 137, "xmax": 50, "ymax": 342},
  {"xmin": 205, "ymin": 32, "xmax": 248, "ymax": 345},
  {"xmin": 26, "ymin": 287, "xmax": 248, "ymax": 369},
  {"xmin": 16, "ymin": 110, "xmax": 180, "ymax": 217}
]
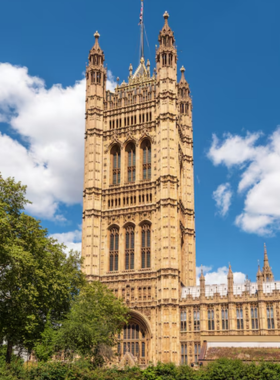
[
  {"xmin": 139, "ymin": 212, "xmax": 152, "ymax": 222},
  {"xmin": 123, "ymin": 214, "xmax": 135, "ymax": 224},
  {"xmin": 107, "ymin": 216, "xmax": 120, "ymax": 226},
  {"xmin": 82, "ymin": 11, "xmax": 280, "ymax": 369}
]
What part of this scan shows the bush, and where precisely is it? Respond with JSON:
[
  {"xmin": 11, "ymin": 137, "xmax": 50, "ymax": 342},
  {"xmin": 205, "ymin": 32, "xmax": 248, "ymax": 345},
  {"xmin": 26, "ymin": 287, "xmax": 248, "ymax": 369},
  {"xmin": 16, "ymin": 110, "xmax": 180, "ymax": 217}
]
[{"xmin": 2, "ymin": 358, "xmax": 280, "ymax": 380}]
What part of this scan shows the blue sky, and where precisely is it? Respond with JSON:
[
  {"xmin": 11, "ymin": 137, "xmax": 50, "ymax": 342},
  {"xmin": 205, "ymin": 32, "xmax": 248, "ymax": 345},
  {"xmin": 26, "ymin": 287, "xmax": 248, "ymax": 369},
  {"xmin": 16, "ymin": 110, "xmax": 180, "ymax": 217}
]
[{"xmin": 0, "ymin": 0, "xmax": 279, "ymax": 284}]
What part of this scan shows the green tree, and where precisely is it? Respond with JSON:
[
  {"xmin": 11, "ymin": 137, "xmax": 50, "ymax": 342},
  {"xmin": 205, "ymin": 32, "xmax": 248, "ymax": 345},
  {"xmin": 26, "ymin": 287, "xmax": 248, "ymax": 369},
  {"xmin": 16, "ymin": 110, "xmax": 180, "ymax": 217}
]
[
  {"xmin": 56, "ymin": 281, "xmax": 129, "ymax": 363},
  {"xmin": 33, "ymin": 314, "xmax": 58, "ymax": 362},
  {"xmin": 0, "ymin": 175, "xmax": 85, "ymax": 363}
]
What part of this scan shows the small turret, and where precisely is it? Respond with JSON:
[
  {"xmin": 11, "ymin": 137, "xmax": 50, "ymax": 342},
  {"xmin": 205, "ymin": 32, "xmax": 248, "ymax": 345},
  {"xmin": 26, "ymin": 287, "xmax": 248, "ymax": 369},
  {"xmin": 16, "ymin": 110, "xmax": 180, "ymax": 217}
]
[
  {"xmin": 147, "ymin": 59, "xmax": 150, "ymax": 76},
  {"xmin": 179, "ymin": 66, "xmax": 186, "ymax": 83},
  {"xmin": 156, "ymin": 12, "xmax": 177, "ymax": 78},
  {"xmin": 88, "ymin": 31, "xmax": 105, "ymax": 67},
  {"xmin": 200, "ymin": 266, "xmax": 205, "ymax": 298},
  {"xmin": 262, "ymin": 243, "xmax": 274, "ymax": 282},
  {"xmin": 159, "ymin": 11, "xmax": 173, "ymax": 41},
  {"xmin": 86, "ymin": 31, "xmax": 106, "ymax": 93},
  {"xmin": 129, "ymin": 63, "xmax": 133, "ymax": 78},
  {"xmin": 178, "ymin": 66, "xmax": 191, "ymax": 116},
  {"xmin": 257, "ymin": 262, "xmax": 263, "ymax": 295},
  {"xmin": 227, "ymin": 264, "xmax": 234, "ymax": 296}
]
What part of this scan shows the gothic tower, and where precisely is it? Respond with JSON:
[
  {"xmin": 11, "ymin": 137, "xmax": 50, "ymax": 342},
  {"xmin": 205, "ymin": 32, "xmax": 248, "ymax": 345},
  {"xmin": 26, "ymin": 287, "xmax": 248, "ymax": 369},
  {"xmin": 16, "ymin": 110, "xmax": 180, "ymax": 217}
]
[{"xmin": 82, "ymin": 12, "xmax": 196, "ymax": 365}]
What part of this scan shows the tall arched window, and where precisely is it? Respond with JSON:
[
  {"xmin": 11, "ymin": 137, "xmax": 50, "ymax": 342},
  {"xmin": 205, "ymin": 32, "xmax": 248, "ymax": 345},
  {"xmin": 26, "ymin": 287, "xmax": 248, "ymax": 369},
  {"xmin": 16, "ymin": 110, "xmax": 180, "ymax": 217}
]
[
  {"xmin": 126, "ymin": 143, "xmax": 136, "ymax": 182},
  {"xmin": 111, "ymin": 145, "xmax": 121, "ymax": 185},
  {"xmin": 125, "ymin": 225, "xmax": 134, "ymax": 270},
  {"xmin": 141, "ymin": 224, "xmax": 151, "ymax": 268},
  {"xmin": 118, "ymin": 322, "xmax": 147, "ymax": 365},
  {"xmin": 109, "ymin": 227, "xmax": 119, "ymax": 271},
  {"xmin": 141, "ymin": 140, "xmax": 151, "ymax": 180},
  {"xmin": 168, "ymin": 54, "xmax": 173, "ymax": 65}
]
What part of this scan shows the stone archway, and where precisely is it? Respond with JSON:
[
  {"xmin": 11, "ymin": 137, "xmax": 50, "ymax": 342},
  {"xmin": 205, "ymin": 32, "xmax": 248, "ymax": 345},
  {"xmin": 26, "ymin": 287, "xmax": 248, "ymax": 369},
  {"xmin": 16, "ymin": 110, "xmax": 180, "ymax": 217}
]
[{"xmin": 118, "ymin": 311, "xmax": 151, "ymax": 366}]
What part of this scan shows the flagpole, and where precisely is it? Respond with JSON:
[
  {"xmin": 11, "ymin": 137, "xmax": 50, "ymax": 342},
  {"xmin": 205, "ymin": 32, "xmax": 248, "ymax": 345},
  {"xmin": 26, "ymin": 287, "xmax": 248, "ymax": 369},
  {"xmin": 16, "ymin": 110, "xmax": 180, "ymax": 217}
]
[{"xmin": 141, "ymin": 0, "xmax": 144, "ymax": 59}]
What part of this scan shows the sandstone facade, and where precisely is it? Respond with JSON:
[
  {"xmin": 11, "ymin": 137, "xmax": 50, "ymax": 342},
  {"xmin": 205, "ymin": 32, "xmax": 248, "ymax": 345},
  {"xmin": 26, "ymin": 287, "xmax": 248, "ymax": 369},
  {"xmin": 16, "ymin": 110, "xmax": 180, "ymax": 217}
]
[{"xmin": 82, "ymin": 13, "xmax": 280, "ymax": 366}]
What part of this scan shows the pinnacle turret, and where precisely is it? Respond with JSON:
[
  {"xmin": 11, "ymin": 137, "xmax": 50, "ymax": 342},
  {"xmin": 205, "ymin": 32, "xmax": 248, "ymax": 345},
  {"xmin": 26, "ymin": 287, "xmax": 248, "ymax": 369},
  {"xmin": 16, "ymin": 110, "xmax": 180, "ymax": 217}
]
[
  {"xmin": 179, "ymin": 66, "xmax": 186, "ymax": 83},
  {"xmin": 257, "ymin": 263, "xmax": 262, "ymax": 278},
  {"xmin": 227, "ymin": 264, "xmax": 233, "ymax": 279},
  {"xmin": 200, "ymin": 266, "xmax": 205, "ymax": 298},
  {"xmin": 227, "ymin": 264, "xmax": 234, "ymax": 297},
  {"xmin": 262, "ymin": 243, "xmax": 274, "ymax": 281},
  {"xmin": 158, "ymin": 11, "xmax": 175, "ymax": 46},
  {"xmin": 88, "ymin": 31, "xmax": 105, "ymax": 66}
]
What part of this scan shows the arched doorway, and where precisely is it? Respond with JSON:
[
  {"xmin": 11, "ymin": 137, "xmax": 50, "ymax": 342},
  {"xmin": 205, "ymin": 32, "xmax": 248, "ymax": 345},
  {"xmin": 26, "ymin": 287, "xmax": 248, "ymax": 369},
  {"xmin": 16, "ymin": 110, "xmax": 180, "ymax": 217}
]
[{"xmin": 118, "ymin": 314, "xmax": 150, "ymax": 366}]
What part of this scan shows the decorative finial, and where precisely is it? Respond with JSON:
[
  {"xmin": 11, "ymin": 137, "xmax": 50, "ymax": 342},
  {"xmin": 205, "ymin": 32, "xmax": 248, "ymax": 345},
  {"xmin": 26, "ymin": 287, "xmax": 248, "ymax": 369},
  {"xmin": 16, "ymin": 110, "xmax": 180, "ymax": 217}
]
[
  {"xmin": 116, "ymin": 77, "xmax": 120, "ymax": 87},
  {"xmin": 147, "ymin": 59, "xmax": 150, "ymax": 67},
  {"xmin": 163, "ymin": 11, "xmax": 169, "ymax": 23},
  {"xmin": 94, "ymin": 31, "xmax": 100, "ymax": 40},
  {"xmin": 129, "ymin": 63, "xmax": 133, "ymax": 77},
  {"xmin": 257, "ymin": 260, "xmax": 262, "ymax": 277},
  {"xmin": 228, "ymin": 263, "xmax": 233, "ymax": 278},
  {"xmin": 180, "ymin": 66, "xmax": 186, "ymax": 82},
  {"xmin": 140, "ymin": 57, "xmax": 145, "ymax": 64}
]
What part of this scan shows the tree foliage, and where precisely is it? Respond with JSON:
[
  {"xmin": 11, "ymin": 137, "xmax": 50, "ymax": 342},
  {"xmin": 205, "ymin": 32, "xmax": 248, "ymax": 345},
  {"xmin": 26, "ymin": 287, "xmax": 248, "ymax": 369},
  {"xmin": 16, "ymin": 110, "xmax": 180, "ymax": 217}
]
[
  {"xmin": 2, "ymin": 359, "xmax": 280, "ymax": 380},
  {"xmin": 56, "ymin": 281, "xmax": 129, "ymax": 362},
  {"xmin": 0, "ymin": 174, "xmax": 85, "ymax": 363}
]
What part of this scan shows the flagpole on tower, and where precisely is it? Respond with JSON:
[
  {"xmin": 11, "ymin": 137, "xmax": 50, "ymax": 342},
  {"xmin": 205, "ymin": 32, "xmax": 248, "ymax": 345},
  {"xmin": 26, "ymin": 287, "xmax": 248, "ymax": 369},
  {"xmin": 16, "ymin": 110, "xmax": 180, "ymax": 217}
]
[{"xmin": 139, "ymin": 0, "xmax": 144, "ymax": 59}]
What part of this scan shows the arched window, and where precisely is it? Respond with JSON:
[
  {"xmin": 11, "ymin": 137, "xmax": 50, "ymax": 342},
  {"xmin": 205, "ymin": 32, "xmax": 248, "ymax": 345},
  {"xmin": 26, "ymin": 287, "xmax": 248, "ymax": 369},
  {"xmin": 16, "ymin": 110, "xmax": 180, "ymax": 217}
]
[
  {"xmin": 168, "ymin": 54, "xmax": 173, "ymax": 65},
  {"xmin": 125, "ymin": 225, "xmax": 134, "ymax": 270},
  {"xmin": 91, "ymin": 71, "xmax": 95, "ymax": 84},
  {"xmin": 141, "ymin": 140, "xmax": 151, "ymax": 180},
  {"xmin": 141, "ymin": 224, "xmax": 151, "ymax": 268},
  {"xmin": 111, "ymin": 145, "xmax": 121, "ymax": 185},
  {"xmin": 109, "ymin": 227, "xmax": 119, "ymax": 271},
  {"xmin": 126, "ymin": 143, "xmax": 136, "ymax": 182},
  {"xmin": 119, "ymin": 323, "xmax": 147, "ymax": 365},
  {"xmin": 162, "ymin": 54, "xmax": 167, "ymax": 66}
]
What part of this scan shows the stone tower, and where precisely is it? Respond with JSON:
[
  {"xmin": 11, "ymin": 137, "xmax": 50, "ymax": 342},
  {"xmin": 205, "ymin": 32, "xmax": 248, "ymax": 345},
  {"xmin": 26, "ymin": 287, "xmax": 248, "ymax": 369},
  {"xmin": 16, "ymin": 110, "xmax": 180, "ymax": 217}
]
[{"xmin": 82, "ymin": 12, "xmax": 196, "ymax": 365}]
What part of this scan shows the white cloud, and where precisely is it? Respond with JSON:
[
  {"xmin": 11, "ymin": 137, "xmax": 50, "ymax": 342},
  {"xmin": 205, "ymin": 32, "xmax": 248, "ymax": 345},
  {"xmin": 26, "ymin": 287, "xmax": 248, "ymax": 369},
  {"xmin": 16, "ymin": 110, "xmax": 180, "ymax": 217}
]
[
  {"xmin": 208, "ymin": 128, "xmax": 280, "ymax": 235},
  {"xmin": 0, "ymin": 63, "xmax": 116, "ymax": 220},
  {"xmin": 208, "ymin": 131, "xmax": 261, "ymax": 167},
  {"xmin": 106, "ymin": 70, "xmax": 117, "ymax": 92},
  {"xmin": 50, "ymin": 229, "xmax": 82, "ymax": 254},
  {"xmin": 196, "ymin": 266, "xmax": 246, "ymax": 285},
  {"xmin": 213, "ymin": 182, "xmax": 232, "ymax": 216}
]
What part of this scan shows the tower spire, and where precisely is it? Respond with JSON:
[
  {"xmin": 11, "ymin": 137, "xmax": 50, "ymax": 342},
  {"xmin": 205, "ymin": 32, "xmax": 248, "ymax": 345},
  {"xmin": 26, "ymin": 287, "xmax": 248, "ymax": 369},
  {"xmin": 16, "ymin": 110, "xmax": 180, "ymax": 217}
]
[{"xmin": 262, "ymin": 243, "xmax": 274, "ymax": 282}]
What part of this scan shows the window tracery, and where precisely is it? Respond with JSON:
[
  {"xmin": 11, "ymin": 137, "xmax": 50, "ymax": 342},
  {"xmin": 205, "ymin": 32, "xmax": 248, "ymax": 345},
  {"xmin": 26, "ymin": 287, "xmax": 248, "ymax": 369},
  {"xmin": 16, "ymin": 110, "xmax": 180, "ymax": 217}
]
[
  {"xmin": 118, "ymin": 323, "xmax": 147, "ymax": 365},
  {"xmin": 126, "ymin": 143, "xmax": 136, "ymax": 182},
  {"xmin": 111, "ymin": 145, "xmax": 121, "ymax": 185},
  {"xmin": 125, "ymin": 225, "xmax": 135, "ymax": 270},
  {"xmin": 141, "ymin": 140, "xmax": 151, "ymax": 180},
  {"xmin": 141, "ymin": 224, "xmax": 151, "ymax": 268},
  {"xmin": 109, "ymin": 227, "xmax": 119, "ymax": 272}
]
